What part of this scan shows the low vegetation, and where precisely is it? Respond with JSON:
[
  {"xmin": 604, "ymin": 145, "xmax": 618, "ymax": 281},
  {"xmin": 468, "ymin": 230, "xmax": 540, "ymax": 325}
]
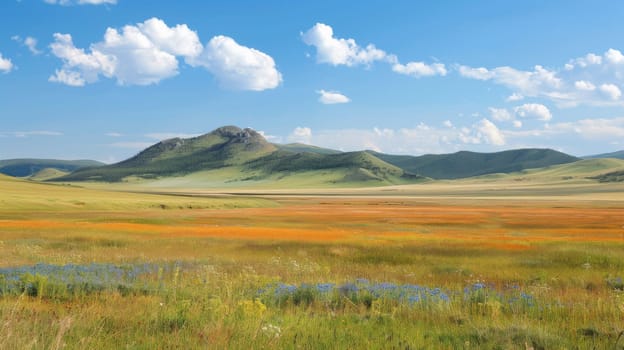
[{"xmin": 0, "ymin": 175, "xmax": 623, "ymax": 348}]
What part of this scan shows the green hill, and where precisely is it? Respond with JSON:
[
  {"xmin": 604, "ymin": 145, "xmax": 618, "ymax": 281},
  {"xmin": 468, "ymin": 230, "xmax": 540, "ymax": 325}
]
[
  {"xmin": 56, "ymin": 126, "xmax": 424, "ymax": 187},
  {"xmin": 28, "ymin": 168, "xmax": 70, "ymax": 181},
  {"xmin": 0, "ymin": 159, "xmax": 104, "ymax": 177},
  {"xmin": 275, "ymin": 143, "xmax": 342, "ymax": 155},
  {"xmin": 583, "ymin": 150, "xmax": 624, "ymax": 160},
  {"xmin": 245, "ymin": 150, "xmax": 422, "ymax": 185},
  {"xmin": 58, "ymin": 126, "xmax": 277, "ymax": 182},
  {"xmin": 368, "ymin": 149, "xmax": 579, "ymax": 179}
]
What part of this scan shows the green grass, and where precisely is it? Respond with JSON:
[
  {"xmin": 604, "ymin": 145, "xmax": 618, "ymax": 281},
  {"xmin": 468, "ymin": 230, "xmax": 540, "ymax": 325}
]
[{"xmin": 2, "ymin": 173, "xmax": 624, "ymax": 348}]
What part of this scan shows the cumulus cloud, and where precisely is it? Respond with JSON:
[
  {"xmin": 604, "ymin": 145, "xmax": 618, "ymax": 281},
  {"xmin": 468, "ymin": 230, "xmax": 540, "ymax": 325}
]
[
  {"xmin": 189, "ymin": 35, "xmax": 282, "ymax": 91},
  {"xmin": 514, "ymin": 103, "xmax": 552, "ymax": 121},
  {"xmin": 49, "ymin": 17, "xmax": 281, "ymax": 90},
  {"xmin": 0, "ymin": 53, "xmax": 13, "ymax": 73},
  {"xmin": 44, "ymin": 0, "xmax": 117, "ymax": 5},
  {"xmin": 392, "ymin": 61, "xmax": 447, "ymax": 78},
  {"xmin": 605, "ymin": 48, "xmax": 624, "ymax": 65},
  {"xmin": 488, "ymin": 107, "xmax": 513, "ymax": 121},
  {"xmin": 574, "ymin": 80, "xmax": 596, "ymax": 91},
  {"xmin": 288, "ymin": 127, "xmax": 312, "ymax": 144},
  {"xmin": 317, "ymin": 89, "xmax": 350, "ymax": 104},
  {"xmin": 302, "ymin": 23, "xmax": 443, "ymax": 80},
  {"xmin": 137, "ymin": 18, "xmax": 203, "ymax": 59},
  {"xmin": 301, "ymin": 23, "xmax": 387, "ymax": 66},
  {"xmin": 460, "ymin": 48, "xmax": 624, "ymax": 107},
  {"xmin": 599, "ymin": 83, "xmax": 622, "ymax": 100},
  {"xmin": 476, "ymin": 119, "xmax": 505, "ymax": 145}
]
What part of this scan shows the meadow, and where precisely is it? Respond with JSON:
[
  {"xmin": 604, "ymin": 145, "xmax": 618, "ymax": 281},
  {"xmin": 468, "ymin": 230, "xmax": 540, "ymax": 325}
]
[{"xmin": 1, "ymin": 175, "xmax": 624, "ymax": 349}]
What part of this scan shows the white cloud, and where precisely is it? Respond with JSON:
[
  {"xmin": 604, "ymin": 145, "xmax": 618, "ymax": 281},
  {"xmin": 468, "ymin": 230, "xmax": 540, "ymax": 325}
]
[
  {"xmin": 257, "ymin": 130, "xmax": 280, "ymax": 142},
  {"xmin": 189, "ymin": 35, "xmax": 282, "ymax": 91},
  {"xmin": 0, "ymin": 53, "xmax": 13, "ymax": 73},
  {"xmin": 137, "ymin": 18, "xmax": 202, "ymax": 59},
  {"xmin": 1, "ymin": 131, "xmax": 63, "ymax": 137},
  {"xmin": 460, "ymin": 48, "xmax": 624, "ymax": 107},
  {"xmin": 476, "ymin": 119, "xmax": 505, "ymax": 145},
  {"xmin": 506, "ymin": 93, "xmax": 524, "ymax": 102},
  {"xmin": 514, "ymin": 103, "xmax": 552, "ymax": 121},
  {"xmin": 457, "ymin": 65, "xmax": 493, "ymax": 80},
  {"xmin": 301, "ymin": 23, "xmax": 388, "ymax": 66},
  {"xmin": 443, "ymin": 120, "xmax": 453, "ymax": 128},
  {"xmin": 317, "ymin": 89, "xmax": 350, "ymax": 104},
  {"xmin": 44, "ymin": 0, "xmax": 117, "ymax": 5},
  {"xmin": 24, "ymin": 36, "xmax": 42, "ymax": 55},
  {"xmin": 507, "ymin": 117, "xmax": 624, "ymax": 141},
  {"xmin": 488, "ymin": 107, "xmax": 513, "ymax": 121},
  {"xmin": 301, "ymin": 23, "xmax": 443, "ymax": 80},
  {"xmin": 605, "ymin": 49, "xmax": 624, "ymax": 65},
  {"xmin": 574, "ymin": 80, "xmax": 596, "ymax": 91},
  {"xmin": 105, "ymin": 132, "xmax": 122, "ymax": 137},
  {"xmin": 392, "ymin": 61, "xmax": 447, "ymax": 78},
  {"xmin": 49, "ymin": 69, "xmax": 86, "ymax": 86},
  {"xmin": 12, "ymin": 36, "xmax": 42, "ymax": 55},
  {"xmin": 513, "ymin": 120, "xmax": 523, "ymax": 128},
  {"xmin": 49, "ymin": 18, "xmax": 281, "ymax": 90},
  {"xmin": 288, "ymin": 127, "xmax": 312, "ymax": 144},
  {"xmin": 599, "ymin": 83, "xmax": 622, "ymax": 100}
]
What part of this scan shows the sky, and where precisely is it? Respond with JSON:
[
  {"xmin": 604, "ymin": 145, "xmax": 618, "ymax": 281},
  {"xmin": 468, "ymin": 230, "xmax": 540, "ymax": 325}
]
[{"xmin": 2, "ymin": 0, "xmax": 624, "ymax": 162}]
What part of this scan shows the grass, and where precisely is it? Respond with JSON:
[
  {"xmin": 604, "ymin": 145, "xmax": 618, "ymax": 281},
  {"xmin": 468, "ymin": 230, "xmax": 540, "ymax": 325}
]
[{"xmin": 1, "ymin": 174, "xmax": 624, "ymax": 348}]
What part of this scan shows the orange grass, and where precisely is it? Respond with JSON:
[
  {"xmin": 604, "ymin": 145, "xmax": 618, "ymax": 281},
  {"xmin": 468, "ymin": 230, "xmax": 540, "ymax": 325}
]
[{"xmin": 1, "ymin": 198, "xmax": 623, "ymax": 249}]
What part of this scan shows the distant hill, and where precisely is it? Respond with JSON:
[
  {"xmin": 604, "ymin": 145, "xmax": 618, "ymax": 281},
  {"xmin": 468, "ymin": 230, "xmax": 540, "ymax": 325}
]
[
  {"xmin": 368, "ymin": 149, "xmax": 579, "ymax": 179},
  {"xmin": 28, "ymin": 168, "xmax": 70, "ymax": 181},
  {"xmin": 57, "ymin": 126, "xmax": 423, "ymax": 186},
  {"xmin": 275, "ymin": 143, "xmax": 342, "ymax": 155},
  {"xmin": 245, "ymin": 150, "xmax": 421, "ymax": 184},
  {"xmin": 53, "ymin": 126, "xmax": 586, "ymax": 186},
  {"xmin": 59, "ymin": 126, "xmax": 277, "ymax": 182},
  {"xmin": 583, "ymin": 150, "xmax": 624, "ymax": 160},
  {"xmin": 0, "ymin": 159, "xmax": 104, "ymax": 177}
]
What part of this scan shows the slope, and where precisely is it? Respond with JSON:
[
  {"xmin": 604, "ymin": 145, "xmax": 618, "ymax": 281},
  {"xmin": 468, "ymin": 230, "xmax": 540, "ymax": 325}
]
[
  {"xmin": 583, "ymin": 150, "xmax": 624, "ymax": 160},
  {"xmin": 275, "ymin": 143, "xmax": 342, "ymax": 155},
  {"xmin": 0, "ymin": 159, "xmax": 104, "ymax": 177},
  {"xmin": 58, "ymin": 126, "xmax": 277, "ymax": 182},
  {"xmin": 368, "ymin": 149, "xmax": 579, "ymax": 179}
]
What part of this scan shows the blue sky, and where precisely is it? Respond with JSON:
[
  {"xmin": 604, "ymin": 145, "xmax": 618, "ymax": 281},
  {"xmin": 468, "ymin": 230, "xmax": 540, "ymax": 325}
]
[{"xmin": 1, "ymin": 0, "xmax": 624, "ymax": 162}]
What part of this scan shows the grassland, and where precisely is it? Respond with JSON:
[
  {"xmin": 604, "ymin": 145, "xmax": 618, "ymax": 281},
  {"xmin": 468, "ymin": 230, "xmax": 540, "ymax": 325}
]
[{"xmin": 1, "ymin": 174, "xmax": 623, "ymax": 348}]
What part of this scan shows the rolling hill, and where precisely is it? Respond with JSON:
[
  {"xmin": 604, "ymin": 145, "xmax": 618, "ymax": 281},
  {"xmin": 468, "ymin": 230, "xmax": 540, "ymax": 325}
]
[
  {"xmin": 0, "ymin": 159, "xmax": 104, "ymax": 177},
  {"xmin": 58, "ymin": 126, "xmax": 421, "ymax": 186},
  {"xmin": 368, "ymin": 149, "xmax": 580, "ymax": 179},
  {"xmin": 51, "ymin": 126, "xmax": 589, "ymax": 187},
  {"xmin": 583, "ymin": 150, "xmax": 624, "ymax": 160}
]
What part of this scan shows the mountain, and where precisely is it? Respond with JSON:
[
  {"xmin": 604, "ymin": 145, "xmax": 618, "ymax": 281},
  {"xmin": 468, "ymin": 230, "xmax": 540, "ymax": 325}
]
[
  {"xmin": 367, "ymin": 149, "xmax": 580, "ymax": 179},
  {"xmin": 53, "ymin": 126, "xmax": 585, "ymax": 186},
  {"xmin": 583, "ymin": 150, "xmax": 624, "ymax": 160},
  {"xmin": 59, "ymin": 126, "xmax": 277, "ymax": 182},
  {"xmin": 0, "ymin": 159, "xmax": 104, "ymax": 178},
  {"xmin": 57, "ymin": 126, "xmax": 423, "ymax": 186}
]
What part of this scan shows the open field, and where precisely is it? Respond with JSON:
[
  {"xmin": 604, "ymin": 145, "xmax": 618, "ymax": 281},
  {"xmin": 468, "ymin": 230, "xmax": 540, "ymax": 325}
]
[{"xmin": 1, "ymin": 176, "xmax": 623, "ymax": 348}]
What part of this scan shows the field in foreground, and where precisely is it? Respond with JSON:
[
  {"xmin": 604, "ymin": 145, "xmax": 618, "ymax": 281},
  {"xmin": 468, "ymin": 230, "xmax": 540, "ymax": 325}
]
[{"xmin": 1, "ymin": 176, "xmax": 623, "ymax": 349}]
